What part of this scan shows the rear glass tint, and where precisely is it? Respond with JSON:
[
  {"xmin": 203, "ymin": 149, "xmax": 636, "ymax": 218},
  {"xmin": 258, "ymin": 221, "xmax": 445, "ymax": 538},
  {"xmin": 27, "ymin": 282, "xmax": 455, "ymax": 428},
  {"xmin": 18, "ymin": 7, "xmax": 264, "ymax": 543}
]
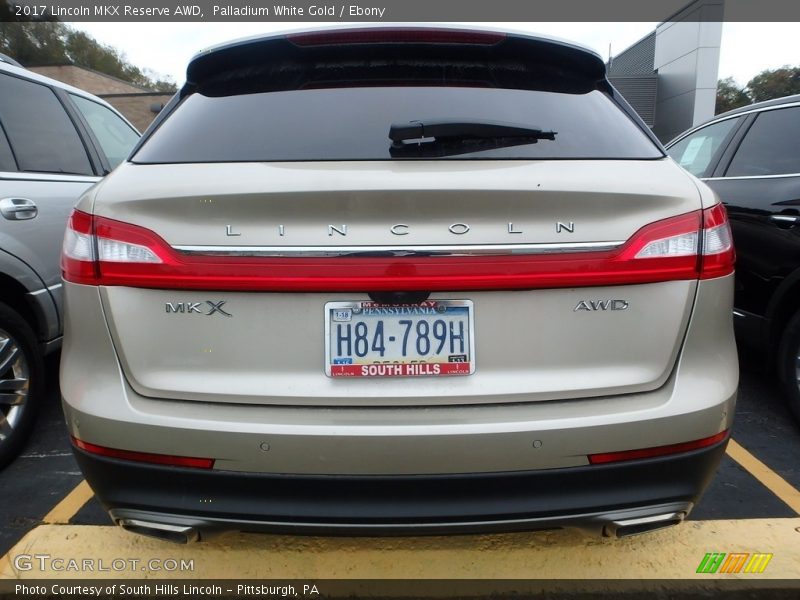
[
  {"xmin": 726, "ymin": 106, "xmax": 800, "ymax": 177},
  {"xmin": 133, "ymin": 87, "xmax": 662, "ymax": 163},
  {"xmin": 0, "ymin": 125, "xmax": 16, "ymax": 171},
  {"xmin": 0, "ymin": 73, "xmax": 93, "ymax": 175}
]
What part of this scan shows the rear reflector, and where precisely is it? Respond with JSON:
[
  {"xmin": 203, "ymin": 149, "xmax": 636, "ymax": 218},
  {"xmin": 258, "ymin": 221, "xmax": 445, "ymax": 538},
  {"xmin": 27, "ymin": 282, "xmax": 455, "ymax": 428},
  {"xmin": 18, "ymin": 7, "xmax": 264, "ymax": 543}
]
[
  {"xmin": 62, "ymin": 204, "xmax": 734, "ymax": 292},
  {"xmin": 72, "ymin": 437, "xmax": 215, "ymax": 469},
  {"xmin": 588, "ymin": 430, "xmax": 729, "ymax": 465},
  {"xmin": 288, "ymin": 28, "xmax": 506, "ymax": 47}
]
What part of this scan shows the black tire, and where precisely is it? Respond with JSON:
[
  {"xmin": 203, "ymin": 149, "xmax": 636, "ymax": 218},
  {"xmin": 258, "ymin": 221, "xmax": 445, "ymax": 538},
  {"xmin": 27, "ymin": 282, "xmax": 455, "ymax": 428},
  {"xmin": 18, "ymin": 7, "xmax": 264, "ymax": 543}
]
[
  {"xmin": 778, "ymin": 310, "xmax": 800, "ymax": 425},
  {"xmin": 0, "ymin": 301, "xmax": 44, "ymax": 470}
]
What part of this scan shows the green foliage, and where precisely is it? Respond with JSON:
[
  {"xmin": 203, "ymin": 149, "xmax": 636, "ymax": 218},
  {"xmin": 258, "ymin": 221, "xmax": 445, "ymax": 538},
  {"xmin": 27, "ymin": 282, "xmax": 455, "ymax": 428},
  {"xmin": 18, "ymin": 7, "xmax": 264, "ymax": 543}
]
[
  {"xmin": 747, "ymin": 66, "xmax": 800, "ymax": 103},
  {"xmin": 716, "ymin": 77, "xmax": 751, "ymax": 114},
  {"xmin": 0, "ymin": 20, "xmax": 175, "ymax": 92},
  {"xmin": 715, "ymin": 66, "xmax": 800, "ymax": 115}
]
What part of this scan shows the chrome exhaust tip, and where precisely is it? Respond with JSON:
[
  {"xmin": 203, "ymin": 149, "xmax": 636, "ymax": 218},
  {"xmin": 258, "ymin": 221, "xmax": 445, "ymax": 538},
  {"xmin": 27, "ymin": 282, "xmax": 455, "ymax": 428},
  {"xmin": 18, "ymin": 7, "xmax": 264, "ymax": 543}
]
[
  {"xmin": 603, "ymin": 511, "xmax": 686, "ymax": 538},
  {"xmin": 118, "ymin": 518, "xmax": 200, "ymax": 544}
]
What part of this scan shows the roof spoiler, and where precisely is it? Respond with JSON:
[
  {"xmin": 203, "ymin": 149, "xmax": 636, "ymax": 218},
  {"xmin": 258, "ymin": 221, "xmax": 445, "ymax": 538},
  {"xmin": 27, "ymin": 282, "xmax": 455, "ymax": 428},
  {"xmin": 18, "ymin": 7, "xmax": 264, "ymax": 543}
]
[{"xmin": 183, "ymin": 27, "xmax": 608, "ymax": 97}]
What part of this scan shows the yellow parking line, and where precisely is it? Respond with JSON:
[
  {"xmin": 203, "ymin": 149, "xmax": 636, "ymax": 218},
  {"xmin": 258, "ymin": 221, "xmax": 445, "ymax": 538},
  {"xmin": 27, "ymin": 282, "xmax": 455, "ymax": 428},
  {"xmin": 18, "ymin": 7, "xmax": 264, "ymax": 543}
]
[
  {"xmin": 1, "ymin": 519, "xmax": 799, "ymax": 580},
  {"xmin": 0, "ymin": 479, "xmax": 93, "ymax": 574},
  {"xmin": 41, "ymin": 479, "xmax": 94, "ymax": 525},
  {"xmin": 727, "ymin": 439, "xmax": 800, "ymax": 515}
]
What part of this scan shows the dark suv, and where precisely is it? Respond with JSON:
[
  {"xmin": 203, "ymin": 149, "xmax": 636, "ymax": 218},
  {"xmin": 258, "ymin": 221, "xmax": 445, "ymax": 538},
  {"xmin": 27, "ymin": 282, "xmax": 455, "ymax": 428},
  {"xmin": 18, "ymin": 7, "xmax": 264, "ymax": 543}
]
[{"xmin": 666, "ymin": 94, "xmax": 800, "ymax": 423}]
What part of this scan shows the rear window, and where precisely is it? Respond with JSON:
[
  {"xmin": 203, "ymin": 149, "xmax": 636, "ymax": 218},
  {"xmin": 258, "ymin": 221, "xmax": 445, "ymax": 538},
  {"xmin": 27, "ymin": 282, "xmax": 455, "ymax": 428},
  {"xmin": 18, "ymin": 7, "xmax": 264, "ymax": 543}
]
[{"xmin": 133, "ymin": 87, "xmax": 662, "ymax": 163}]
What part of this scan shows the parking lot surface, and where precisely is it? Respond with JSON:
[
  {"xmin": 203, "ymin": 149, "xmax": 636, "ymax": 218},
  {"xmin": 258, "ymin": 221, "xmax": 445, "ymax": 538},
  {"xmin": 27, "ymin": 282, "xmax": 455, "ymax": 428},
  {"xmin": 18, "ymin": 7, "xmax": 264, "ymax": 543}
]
[{"xmin": 0, "ymin": 350, "xmax": 799, "ymax": 586}]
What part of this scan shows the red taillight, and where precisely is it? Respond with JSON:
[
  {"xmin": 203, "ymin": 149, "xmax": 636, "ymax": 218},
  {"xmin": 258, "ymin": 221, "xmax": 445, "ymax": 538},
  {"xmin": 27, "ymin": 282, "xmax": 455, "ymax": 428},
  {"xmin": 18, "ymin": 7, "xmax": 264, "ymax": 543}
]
[
  {"xmin": 72, "ymin": 437, "xmax": 214, "ymax": 469},
  {"xmin": 287, "ymin": 28, "xmax": 506, "ymax": 47},
  {"xmin": 588, "ymin": 430, "xmax": 729, "ymax": 465},
  {"xmin": 61, "ymin": 205, "xmax": 734, "ymax": 292}
]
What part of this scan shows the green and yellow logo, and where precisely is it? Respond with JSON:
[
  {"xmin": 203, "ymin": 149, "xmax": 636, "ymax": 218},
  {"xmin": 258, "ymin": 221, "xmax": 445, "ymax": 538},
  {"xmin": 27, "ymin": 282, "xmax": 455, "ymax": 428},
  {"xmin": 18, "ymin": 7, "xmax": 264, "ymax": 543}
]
[{"xmin": 696, "ymin": 552, "xmax": 773, "ymax": 574}]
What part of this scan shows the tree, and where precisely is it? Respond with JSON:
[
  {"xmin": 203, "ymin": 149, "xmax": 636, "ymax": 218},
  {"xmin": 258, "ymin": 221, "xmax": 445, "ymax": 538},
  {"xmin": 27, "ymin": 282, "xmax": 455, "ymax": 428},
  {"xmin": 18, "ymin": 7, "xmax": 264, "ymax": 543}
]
[
  {"xmin": 746, "ymin": 66, "xmax": 800, "ymax": 103},
  {"xmin": 0, "ymin": 21, "xmax": 175, "ymax": 92},
  {"xmin": 716, "ymin": 77, "xmax": 751, "ymax": 114}
]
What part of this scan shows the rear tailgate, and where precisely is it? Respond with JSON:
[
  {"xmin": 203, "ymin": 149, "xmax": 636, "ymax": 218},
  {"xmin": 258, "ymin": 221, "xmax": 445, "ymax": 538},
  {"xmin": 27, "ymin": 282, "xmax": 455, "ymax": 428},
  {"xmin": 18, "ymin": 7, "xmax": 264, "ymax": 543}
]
[
  {"xmin": 90, "ymin": 159, "xmax": 702, "ymax": 406},
  {"xmin": 73, "ymin": 27, "xmax": 709, "ymax": 408}
]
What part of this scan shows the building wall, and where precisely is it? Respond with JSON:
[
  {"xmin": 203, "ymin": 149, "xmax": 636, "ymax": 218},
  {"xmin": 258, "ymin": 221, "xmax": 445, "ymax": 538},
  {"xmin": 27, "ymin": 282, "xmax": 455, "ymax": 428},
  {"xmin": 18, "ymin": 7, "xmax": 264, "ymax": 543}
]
[
  {"xmin": 652, "ymin": 0, "xmax": 724, "ymax": 141},
  {"xmin": 608, "ymin": 33, "xmax": 659, "ymax": 128},
  {"xmin": 608, "ymin": 32, "xmax": 656, "ymax": 77},
  {"xmin": 607, "ymin": 0, "xmax": 724, "ymax": 142},
  {"xmin": 28, "ymin": 65, "xmax": 145, "ymax": 95},
  {"xmin": 609, "ymin": 76, "xmax": 659, "ymax": 127}
]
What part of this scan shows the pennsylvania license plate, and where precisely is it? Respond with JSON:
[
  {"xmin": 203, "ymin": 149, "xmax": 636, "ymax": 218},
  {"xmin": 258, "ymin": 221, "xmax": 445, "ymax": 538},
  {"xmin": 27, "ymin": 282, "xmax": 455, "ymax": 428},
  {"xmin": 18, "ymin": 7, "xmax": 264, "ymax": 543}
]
[{"xmin": 324, "ymin": 300, "xmax": 475, "ymax": 378}]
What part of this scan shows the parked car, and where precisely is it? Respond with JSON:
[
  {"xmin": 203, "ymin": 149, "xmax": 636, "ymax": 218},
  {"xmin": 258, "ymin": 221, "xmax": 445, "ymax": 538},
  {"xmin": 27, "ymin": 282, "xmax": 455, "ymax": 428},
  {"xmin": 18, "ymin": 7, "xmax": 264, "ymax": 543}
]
[
  {"xmin": 666, "ymin": 94, "xmax": 800, "ymax": 423},
  {"xmin": 0, "ymin": 60, "xmax": 139, "ymax": 468},
  {"xmin": 61, "ymin": 26, "xmax": 738, "ymax": 543}
]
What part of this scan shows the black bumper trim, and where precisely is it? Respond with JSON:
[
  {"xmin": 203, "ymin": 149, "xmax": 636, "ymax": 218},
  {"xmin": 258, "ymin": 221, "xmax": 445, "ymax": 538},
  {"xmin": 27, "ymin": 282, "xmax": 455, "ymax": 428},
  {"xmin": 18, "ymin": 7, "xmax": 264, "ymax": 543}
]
[{"xmin": 73, "ymin": 439, "xmax": 727, "ymax": 535}]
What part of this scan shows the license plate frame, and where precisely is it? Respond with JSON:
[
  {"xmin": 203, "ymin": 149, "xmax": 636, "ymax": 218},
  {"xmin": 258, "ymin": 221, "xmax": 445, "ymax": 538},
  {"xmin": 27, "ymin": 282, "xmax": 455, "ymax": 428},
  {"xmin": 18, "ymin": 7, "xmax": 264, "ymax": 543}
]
[{"xmin": 324, "ymin": 300, "xmax": 475, "ymax": 378}]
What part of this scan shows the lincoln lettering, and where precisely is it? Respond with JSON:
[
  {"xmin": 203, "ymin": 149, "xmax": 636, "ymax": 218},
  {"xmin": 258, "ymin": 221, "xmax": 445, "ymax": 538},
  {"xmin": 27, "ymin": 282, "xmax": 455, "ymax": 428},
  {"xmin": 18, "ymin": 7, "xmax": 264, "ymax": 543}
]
[{"xmin": 225, "ymin": 222, "xmax": 575, "ymax": 236}]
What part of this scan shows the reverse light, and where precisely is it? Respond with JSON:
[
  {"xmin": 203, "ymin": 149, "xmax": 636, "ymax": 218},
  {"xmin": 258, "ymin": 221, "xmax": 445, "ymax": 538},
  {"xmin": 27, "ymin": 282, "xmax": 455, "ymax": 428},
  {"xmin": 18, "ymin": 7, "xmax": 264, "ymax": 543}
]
[
  {"xmin": 635, "ymin": 232, "xmax": 698, "ymax": 258},
  {"xmin": 588, "ymin": 430, "xmax": 729, "ymax": 465},
  {"xmin": 97, "ymin": 238, "xmax": 161, "ymax": 263},
  {"xmin": 61, "ymin": 204, "xmax": 734, "ymax": 292},
  {"xmin": 71, "ymin": 437, "xmax": 214, "ymax": 469}
]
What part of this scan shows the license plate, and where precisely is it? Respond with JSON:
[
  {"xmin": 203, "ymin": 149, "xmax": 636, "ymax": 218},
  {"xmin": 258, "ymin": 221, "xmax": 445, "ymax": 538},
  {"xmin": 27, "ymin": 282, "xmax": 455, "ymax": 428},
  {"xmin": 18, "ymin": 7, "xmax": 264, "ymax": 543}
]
[{"xmin": 324, "ymin": 300, "xmax": 475, "ymax": 378}]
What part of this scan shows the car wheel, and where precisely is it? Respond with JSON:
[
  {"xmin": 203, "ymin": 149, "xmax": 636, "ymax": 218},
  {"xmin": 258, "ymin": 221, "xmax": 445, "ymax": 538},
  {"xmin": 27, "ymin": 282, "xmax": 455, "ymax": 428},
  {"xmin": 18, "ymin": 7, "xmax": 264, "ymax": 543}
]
[
  {"xmin": 778, "ymin": 310, "xmax": 800, "ymax": 425},
  {"xmin": 0, "ymin": 301, "xmax": 43, "ymax": 470}
]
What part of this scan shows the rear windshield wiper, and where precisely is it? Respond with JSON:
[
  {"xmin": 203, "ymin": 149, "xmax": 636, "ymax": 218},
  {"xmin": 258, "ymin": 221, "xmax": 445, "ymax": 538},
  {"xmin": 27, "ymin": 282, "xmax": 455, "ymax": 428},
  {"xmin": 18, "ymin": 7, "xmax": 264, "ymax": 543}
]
[{"xmin": 388, "ymin": 119, "xmax": 556, "ymax": 158}]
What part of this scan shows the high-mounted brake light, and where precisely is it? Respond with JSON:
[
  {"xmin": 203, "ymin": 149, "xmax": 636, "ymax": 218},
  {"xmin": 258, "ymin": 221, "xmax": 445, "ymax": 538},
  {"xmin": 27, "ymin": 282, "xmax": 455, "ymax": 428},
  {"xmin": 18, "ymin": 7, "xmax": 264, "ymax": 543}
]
[
  {"xmin": 72, "ymin": 437, "xmax": 215, "ymax": 469},
  {"xmin": 61, "ymin": 204, "xmax": 734, "ymax": 292},
  {"xmin": 287, "ymin": 28, "xmax": 506, "ymax": 47}
]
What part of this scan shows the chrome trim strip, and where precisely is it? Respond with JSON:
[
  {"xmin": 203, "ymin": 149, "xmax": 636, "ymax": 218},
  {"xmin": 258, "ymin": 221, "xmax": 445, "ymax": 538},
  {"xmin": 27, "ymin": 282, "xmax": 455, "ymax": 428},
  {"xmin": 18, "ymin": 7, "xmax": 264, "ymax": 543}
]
[
  {"xmin": 42, "ymin": 337, "xmax": 62, "ymax": 355},
  {"xmin": 732, "ymin": 310, "xmax": 746, "ymax": 318},
  {"xmin": 608, "ymin": 511, "xmax": 684, "ymax": 528},
  {"xmin": 28, "ymin": 283, "xmax": 62, "ymax": 297},
  {"xmin": 703, "ymin": 173, "xmax": 800, "ymax": 181},
  {"xmin": 0, "ymin": 171, "xmax": 101, "ymax": 184},
  {"xmin": 173, "ymin": 241, "xmax": 625, "ymax": 258}
]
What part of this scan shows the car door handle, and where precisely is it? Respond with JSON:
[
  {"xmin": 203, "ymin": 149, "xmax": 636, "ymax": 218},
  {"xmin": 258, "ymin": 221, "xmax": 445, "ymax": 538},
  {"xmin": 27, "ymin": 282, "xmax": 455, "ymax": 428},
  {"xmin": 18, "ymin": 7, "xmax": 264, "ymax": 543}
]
[
  {"xmin": 0, "ymin": 198, "xmax": 38, "ymax": 220},
  {"xmin": 770, "ymin": 214, "xmax": 800, "ymax": 228}
]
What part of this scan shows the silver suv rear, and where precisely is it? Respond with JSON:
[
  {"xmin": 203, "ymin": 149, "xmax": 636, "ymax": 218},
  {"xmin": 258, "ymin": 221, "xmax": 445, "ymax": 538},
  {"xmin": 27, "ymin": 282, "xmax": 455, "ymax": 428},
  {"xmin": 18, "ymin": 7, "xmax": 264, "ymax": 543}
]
[
  {"xmin": 60, "ymin": 27, "xmax": 738, "ymax": 542},
  {"xmin": 0, "ymin": 60, "xmax": 138, "ymax": 468}
]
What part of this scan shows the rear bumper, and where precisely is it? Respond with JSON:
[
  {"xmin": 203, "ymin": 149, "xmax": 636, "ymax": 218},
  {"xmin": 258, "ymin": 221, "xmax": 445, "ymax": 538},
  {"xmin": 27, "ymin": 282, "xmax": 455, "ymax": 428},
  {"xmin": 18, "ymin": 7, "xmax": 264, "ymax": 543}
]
[{"xmin": 75, "ymin": 439, "xmax": 727, "ymax": 539}]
